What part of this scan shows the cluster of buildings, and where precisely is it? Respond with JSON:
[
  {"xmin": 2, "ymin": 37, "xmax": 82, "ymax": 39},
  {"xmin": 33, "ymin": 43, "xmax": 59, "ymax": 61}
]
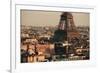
[
  {"xmin": 21, "ymin": 25, "xmax": 55, "ymax": 62},
  {"xmin": 21, "ymin": 25, "xmax": 89, "ymax": 63}
]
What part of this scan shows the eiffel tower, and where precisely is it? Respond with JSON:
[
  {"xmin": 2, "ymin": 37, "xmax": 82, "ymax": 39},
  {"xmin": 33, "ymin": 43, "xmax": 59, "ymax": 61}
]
[{"xmin": 53, "ymin": 12, "xmax": 79, "ymax": 42}]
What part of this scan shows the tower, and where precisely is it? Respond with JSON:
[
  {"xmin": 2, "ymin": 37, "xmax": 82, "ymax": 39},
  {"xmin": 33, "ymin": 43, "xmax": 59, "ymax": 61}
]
[{"xmin": 53, "ymin": 12, "xmax": 79, "ymax": 42}]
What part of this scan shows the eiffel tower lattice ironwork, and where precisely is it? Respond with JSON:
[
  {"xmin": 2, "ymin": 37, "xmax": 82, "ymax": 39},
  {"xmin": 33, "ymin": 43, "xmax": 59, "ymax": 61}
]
[{"xmin": 53, "ymin": 12, "xmax": 80, "ymax": 42}]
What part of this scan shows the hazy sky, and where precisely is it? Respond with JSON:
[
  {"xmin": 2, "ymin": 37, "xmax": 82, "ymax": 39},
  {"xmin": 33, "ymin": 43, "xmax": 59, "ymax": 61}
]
[{"xmin": 21, "ymin": 10, "xmax": 89, "ymax": 27}]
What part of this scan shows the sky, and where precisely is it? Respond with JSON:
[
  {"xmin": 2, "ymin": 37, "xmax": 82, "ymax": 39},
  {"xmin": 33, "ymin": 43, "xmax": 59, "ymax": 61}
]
[{"xmin": 21, "ymin": 10, "xmax": 90, "ymax": 27}]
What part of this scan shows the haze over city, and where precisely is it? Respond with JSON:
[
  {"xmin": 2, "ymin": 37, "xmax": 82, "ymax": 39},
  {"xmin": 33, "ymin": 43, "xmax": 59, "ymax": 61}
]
[{"xmin": 21, "ymin": 10, "xmax": 90, "ymax": 27}]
